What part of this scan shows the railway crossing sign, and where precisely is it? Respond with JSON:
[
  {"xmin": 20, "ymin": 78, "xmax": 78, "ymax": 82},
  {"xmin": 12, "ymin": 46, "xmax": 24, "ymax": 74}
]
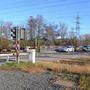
[{"xmin": 13, "ymin": 41, "xmax": 20, "ymax": 62}]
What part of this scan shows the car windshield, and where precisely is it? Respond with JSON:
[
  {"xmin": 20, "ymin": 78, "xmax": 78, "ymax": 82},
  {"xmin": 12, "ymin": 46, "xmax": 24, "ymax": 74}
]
[
  {"xmin": 67, "ymin": 46, "xmax": 73, "ymax": 48},
  {"xmin": 87, "ymin": 45, "xmax": 90, "ymax": 49}
]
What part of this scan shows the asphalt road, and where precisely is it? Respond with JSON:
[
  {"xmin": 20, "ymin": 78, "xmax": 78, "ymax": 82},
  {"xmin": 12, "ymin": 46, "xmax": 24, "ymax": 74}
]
[
  {"xmin": 36, "ymin": 51, "xmax": 90, "ymax": 61},
  {"xmin": 0, "ymin": 51, "xmax": 90, "ymax": 63}
]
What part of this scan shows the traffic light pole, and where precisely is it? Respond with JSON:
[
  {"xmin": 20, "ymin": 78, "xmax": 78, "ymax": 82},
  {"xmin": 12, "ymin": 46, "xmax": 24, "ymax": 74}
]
[
  {"xmin": 11, "ymin": 27, "xmax": 20, "ymax": 63},
  {"xmin": 15, "ymin": 29, "xmax": 20, "ymax": 63},
  {"xmin": 15, "ymin": 41, "xmax": 20, "ymax": 63}
]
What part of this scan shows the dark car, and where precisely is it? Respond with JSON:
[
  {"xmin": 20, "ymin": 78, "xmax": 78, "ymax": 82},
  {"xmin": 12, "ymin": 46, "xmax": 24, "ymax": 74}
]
[
  {"xmin": 55, "ymin": 46, "xmax": 74, "ymax": 52},
  {"xmin": 82, "ymin": 45, "xmax": 90, "ymax": 52},
  {"xmin": 55, "ymin": 47, "xmax": 65, "ymax": 52},
  {"xmin": 76, "ymin": 45, "xmax": 90, "ymax": 52}
]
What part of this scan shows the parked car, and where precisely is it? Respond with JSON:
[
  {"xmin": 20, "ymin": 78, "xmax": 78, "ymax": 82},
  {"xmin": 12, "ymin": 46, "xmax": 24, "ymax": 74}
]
[
  {"xmin": 55, "ymin": 46, "xmax": 74, "ymax": 52},
  {"xmin": 82, "ymin": 45, "xmax": 90, "ymax": 52},
  {"xmin": 24, "ymin": 46, "xmax": 31, "ymax": 52},
  {"xmin": 75, "ymin": 45, "xmax": 90, "ymax": 52}
]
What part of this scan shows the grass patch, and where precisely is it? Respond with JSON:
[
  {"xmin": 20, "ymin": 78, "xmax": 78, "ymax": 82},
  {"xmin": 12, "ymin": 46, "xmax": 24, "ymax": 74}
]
[
  {"xmin": 1, "ymin": 61, "xmax": 90, "ymax": 74},
  {"xmin": 71, "ymin": 57, "xmax": 90, "ymax": 64},
  {"xmin": 1, "ymin": 61, "xmax": 45, "ymax": 73},
  {"xmin": 72, "ymin": 57, "xmax": 90, "ymax": 61}
]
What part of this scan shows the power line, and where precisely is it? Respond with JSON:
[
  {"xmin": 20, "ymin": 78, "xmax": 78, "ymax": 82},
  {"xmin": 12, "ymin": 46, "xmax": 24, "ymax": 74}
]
[{"xmin": 75, "ymin": 13, "xmax": 80, "ymax": 37}]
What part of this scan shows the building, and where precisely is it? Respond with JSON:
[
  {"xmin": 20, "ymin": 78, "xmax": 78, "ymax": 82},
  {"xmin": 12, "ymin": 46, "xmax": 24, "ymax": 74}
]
[{"xmin": 17, "ymin": 27, "xmax": 26, "ymax": 40}]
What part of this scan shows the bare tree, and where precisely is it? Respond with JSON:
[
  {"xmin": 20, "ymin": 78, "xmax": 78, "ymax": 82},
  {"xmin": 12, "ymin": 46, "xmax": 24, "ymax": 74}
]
[
  {"xmin": 4, "ymin": 22, "xmax": 12, "ymax": 39},
  {"xmin": 58, "ymin": 23, "xmax": 68, "ymax": 46},
  {"xmin": 43, "ymin": 24, "xmax": 57, "ymax": 47},
  {"xmin": 0, "ymin": 21, "xmax": 4, "ymax": 49},
  {"xmin": 0, "ymin": 21, "xmax": 12, "ymax": 49},
  {"xmin": 83, "ymin": 34, "xmax": 90, "ymax": 45},
  {"xmin": 28, "ymin": 16, "xmax": 37, "ymax": 40},
  {"xmin": 68, "ymin": 30, "xmax": 77, "ymax": 46},
  {"xmin": 28, "ymin": 15, "xmax": 45, "ymax": 50}
]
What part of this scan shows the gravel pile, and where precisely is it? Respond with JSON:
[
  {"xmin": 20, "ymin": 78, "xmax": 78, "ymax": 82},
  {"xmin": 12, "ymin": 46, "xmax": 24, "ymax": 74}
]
[{"xmin": 0, "ymin": 70, "xmax": 75, "ymax": 90}]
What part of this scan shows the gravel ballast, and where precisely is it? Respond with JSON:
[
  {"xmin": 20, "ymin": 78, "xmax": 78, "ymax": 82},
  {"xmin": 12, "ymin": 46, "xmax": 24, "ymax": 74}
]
[
  {"xmin": 0, "ymin": 70, "xmax": 51, "ymax": 90},
  {"xmin": 0, "ymin": 69, "xmax": 76, "ymax": 90}
]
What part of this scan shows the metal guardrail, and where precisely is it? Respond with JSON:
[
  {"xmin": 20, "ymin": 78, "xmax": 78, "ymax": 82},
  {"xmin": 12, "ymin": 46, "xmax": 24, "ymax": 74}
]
[
  {"xmin": 0, "ymin": 53, "xmax": 28, "ymax": 62},
  {"xmin": 0, "ymin": 52, "xmax": 35, "ymax": 63}
]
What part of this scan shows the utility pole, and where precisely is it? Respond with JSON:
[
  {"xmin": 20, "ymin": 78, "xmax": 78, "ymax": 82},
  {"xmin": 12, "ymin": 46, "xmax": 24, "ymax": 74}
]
[
  {"xmin": 75, "ymin": 13, "xmax": 80, "ymax": 46},
  {"xmin": 11, "ymin": 27, "xmax": 20, "ymax": 63},
  {"xmin": 75, "ymin": 13, "xmax": 80, "ymax": 39}
]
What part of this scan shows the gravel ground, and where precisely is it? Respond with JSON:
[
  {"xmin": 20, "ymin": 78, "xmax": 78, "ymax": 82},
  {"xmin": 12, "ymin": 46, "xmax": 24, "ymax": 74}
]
[
  {"xmin": 0, "ymin": 70, "xmax": 68, "ymax": 90},
  {"xmin": 0, "ymin": 70, "xmax": 48, "ymax": 90},
  {"xmin": 0, "ymin": 69, "xmax": 77, "ymax": 90}
]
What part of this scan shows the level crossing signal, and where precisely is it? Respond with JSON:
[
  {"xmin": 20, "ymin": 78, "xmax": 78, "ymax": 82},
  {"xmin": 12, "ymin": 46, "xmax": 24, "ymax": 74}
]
[{"xmin": 11, "ymin": 27, "xmax": 17, "ymax": 40}]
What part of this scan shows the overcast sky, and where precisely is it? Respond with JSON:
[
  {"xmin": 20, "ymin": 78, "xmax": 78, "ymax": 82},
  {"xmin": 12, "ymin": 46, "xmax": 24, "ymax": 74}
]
[{"xmin": 0, "ymin": 0, "xmax": 90, "ymax": 34}]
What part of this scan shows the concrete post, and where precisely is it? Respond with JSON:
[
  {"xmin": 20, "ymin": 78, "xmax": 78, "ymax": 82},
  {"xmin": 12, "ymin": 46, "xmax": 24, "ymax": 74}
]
[
  {"xmin": 31, "ymin": 49, "xmax": 35, "ymax": 63},
  {"xmin": 7, "ymin": 55, "xmax": 9, "ymax": 62}
]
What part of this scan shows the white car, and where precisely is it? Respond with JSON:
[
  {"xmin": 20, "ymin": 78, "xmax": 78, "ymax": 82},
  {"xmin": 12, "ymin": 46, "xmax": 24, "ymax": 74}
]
[
  {"xmin": 24, "ymin": 46, "xmax": 31, "ymax": 52},
  {"xmin": 55, "ymin": 46, "xmax": 74, "ymax": 52},
  {"xmin": 64, "ymin": 46, "xmax": 74, "ymax": 52}
]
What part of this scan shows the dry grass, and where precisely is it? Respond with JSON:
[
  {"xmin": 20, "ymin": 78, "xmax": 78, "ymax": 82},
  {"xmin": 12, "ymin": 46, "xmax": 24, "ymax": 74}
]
[
  {"xmin": 1, "ymin": 60, "xmax": 90, "ymax": 74},
  {"xmin": 36, "ymin": 61, "xmax": 90, "ymax": 74},
  {"xmin": 72, "ymin": 57, "xmax": 90, "ymax": 62}
]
